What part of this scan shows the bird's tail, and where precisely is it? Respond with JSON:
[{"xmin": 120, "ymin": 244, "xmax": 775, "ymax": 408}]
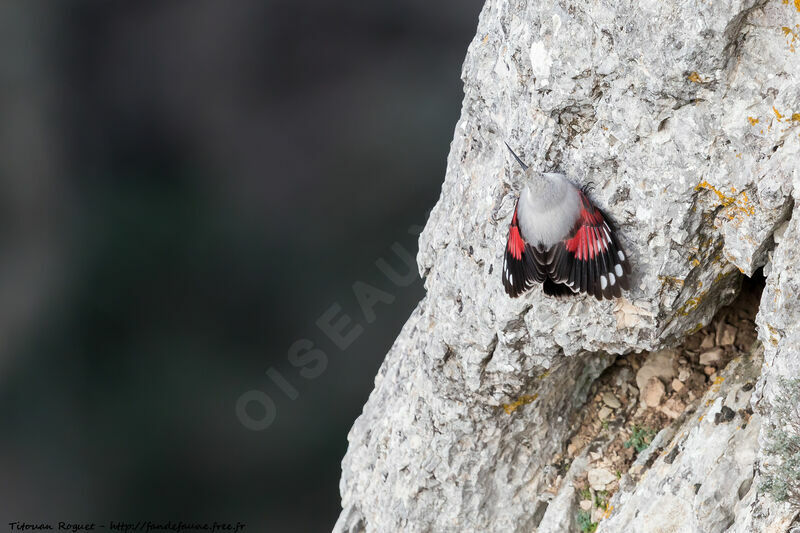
[{"xmin": 542, "ymin": 279, "xmax": 578, "ymax": 298}]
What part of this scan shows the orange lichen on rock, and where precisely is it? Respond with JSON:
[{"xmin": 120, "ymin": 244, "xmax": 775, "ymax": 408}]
[
  {"xmin": 783, "ymin": 26, "xmax": 799, "ymax": 52},
  {"xmin": 502, "ymin": 394, "xmax": 538, "ymax": 414},
  {"xmin": 688, "ymin": 72, "xmax": 702, "ymax": 83},
  {"xmin": 694, "ymin": 181, "xmax": 756, "ymax": 223},
  {"xmin": 676, "ymin": 291, "xmax": 708, "ymax": 317},
  {"xmin": 747, "ymin": 116, "xmax": 759, "ymax": 125}
]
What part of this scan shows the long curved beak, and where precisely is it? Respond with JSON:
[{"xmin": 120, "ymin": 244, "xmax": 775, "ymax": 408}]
[{"xmin": 504, "ymin": 142, "xmax": 529, "ymax": 171}]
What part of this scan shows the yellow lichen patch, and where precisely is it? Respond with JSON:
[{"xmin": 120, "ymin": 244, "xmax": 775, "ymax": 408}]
[
  {"xmin": 602, "ymin": 505, "xmax": 614, "ymax": 520},
  {"xmin": 658, "ymin": 275, "xmax": 685, "ymax": 287},
  {"xmin": 793, "ymin": 113, "xmax": 800, "ymax": 121},
  {"xmin": 767, "ymin": 324, "xmax": 780, "ymax": 346},
  {"xmin": 691, "ymin": 258, "xmax": 700, "ymax": 267},
  {"xmin": 676, "ymin": 290, "xmax": 708, "ymax": 317},
  {"xmin": 796, "ymin": 0, "xmax": 800, "ymax": 12},
  {"xmin": 774, "ymin": 106, "xmax": 784, "ymax": 121},
  {"xmin": 538, "ymin": 370, "xmax": 551, "ymax": 380},
  {"xmin": 688, "ymin": 323, "xmax": 704, "ymax": 334},
  {"xmin": 713, "ymin": 376, "xmax": 725, "ymax": 385},
  {"xmin": 696, "ymin": 181, "xmax": 736, "ymax": 205},
  {"xmin": 694, "ymin": 180, "xmax": 756, "ymax": 223},
  {"xmin": 783, "ymin": 26, "xmax": 798, "ymax": 52},
  {"xmin": 502, "ymin": 394, "xmax": 538, "ymax": 414},
  {"xmin": 688, "ymin": 71, "xmax": 702, "ymax": 83},
  {"xmin": 747, "ymin": 116, "xmax": 759, "ymax": 125},
  {"xmin": 713, "ymin": 269, "xmax": 738, "ymax": 285},
  {"xmin": 482, "ymin": 34, "xmax": 489, "ymax": 44}
]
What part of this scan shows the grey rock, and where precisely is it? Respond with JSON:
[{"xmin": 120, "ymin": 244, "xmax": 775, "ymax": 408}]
[
  {"xmin": 716, "ymin": 323, "xmax": 738, "ymax": 347},
  {"xmin": 735, "ymin": 178, "xmax": 800, "ymax": 531},
  {"xmin": 699, "ymin": 347, "xmax": 725, "ymax": 366},
  {"xmin": 601, "ymin": 392, "xmax": 622, "ymax": 409},
  {"xmin": 588, "ymin": 467, "xmax": 617, "ymax": 491},
  {"xmin": 635, "ymin": 349, "xmax": 677, "ymax": 393},
  {"xmin": 642, "ymin": 377, "xmax": 666, "ymax": 408},
  {"xmin": 335, "ymin": 0, "xmax": 800, "ymax": 531}
]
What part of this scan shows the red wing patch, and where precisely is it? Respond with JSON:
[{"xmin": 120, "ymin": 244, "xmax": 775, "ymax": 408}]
[
  {"xmin": 502, "ymin": 203, "xmax": 545, "ymax": 297},
  {"xmin": 507, "ymin": 211, "xmax": 525, "ymax": 260},
  {"xmin": 555, "ymin": 191, "xmax": 630, "ymax": 300}
]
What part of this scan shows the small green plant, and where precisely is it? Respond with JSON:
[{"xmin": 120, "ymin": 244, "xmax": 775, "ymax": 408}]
[
  {"xmin": 580, "ymin": 487, "xmax": 592, "ymax": 501},
  {"xmin": 624, "ymin": 424, "xmax": 656, "ymax": 453},
  {"xmin": 593, "ymin": 489, "xmax": 609, "ymax": 510},
  {"xmin": 576, "ymin": 509, "xmax": 597, "ymax": 533},
  {"xmin": 760, "ymin": 377, "xmax": 800, "ymax": 505}
]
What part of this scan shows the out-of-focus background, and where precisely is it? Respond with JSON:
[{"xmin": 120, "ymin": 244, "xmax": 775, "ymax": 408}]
[{"xmin": 0, "ymin": 1, "xmax": 483, "ymax": 531}]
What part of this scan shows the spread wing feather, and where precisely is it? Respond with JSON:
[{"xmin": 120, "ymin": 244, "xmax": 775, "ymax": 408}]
[
  {"xmin": 502, "ymin": 203, "xmax": 545, "ymax": 297},
  {"xmin": 502, "ymin": 190, "xmax": 631, "ymax": 300},
  {"xmin": 535, "ymin": 191, "xmax": 631, "ymax": 300}
]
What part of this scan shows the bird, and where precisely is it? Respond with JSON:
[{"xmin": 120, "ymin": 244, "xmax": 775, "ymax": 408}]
[{"xmin": 501, "ymin": 143, "xmax": 631, "ymax": 300}]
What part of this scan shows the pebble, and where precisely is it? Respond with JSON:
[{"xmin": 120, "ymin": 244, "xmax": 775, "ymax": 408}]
[
  {"xmin": 716, "ymin": 323, "xmax": 737, "ymax": 346},
  {"xmin": 635, "ymin": 349, "xmax": 676, "ymax": 392},
  {"xmin": 700, "ymin": 334, "xmax": 715, "ymax": 350},
  {"xmin": 661, "ymin": 397, "xmax": 686, "ymax": 419},
  {"xmin": 704, "ymin": 366, "xmax": 716, "ymax": 376},
  {"xmin": 588, "ymin": 467, "xmax": 617, "ymax": 491},
  {"xmin": 671, "ymin": 378, "xmax": 685, "ymax": 392},
  {"xmin": 580, "ymin": 500, "xmax": 592, "ymax": 511},
  {"xmin": 678, "ymin": 368, "xmax": 692, "ymax": 382},
  {"xmin": 699, "ymin": 347, "xmax": 724, "ymax": 366},
  {"xmin": 643, "ymin": 377, "xmax": 666, "ymax": 407},
  {"xmin": 602, "ymin": 392, "xmax": 622, "ymax": 409},
  {"xmin": 598, "ymin": 406, "xmax": 612, "ymax": 420}
]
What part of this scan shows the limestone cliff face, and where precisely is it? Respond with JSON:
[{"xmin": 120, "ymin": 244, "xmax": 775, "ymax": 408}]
[{"xmin": 335, "ymin": 0, "xmax": 800, "ymax": 531}]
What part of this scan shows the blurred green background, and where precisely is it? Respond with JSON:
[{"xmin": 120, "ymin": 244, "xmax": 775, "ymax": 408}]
[{"xmin": 0, "ymin": 0, "xmax": 483, "ymax": 531}]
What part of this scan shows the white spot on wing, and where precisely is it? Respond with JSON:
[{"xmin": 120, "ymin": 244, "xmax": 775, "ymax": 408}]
[
  {"xmin": 609, "ymin": 272, "xmax": 616, "ymax": 285},
  {"xmin": 615, "ymin": 264, "xmax": 623, "ymax": 276},
  {"xmin": 618, "ymin": 251, "xmax": 625, "ymax": 261},
  {"xmin": 600, "ymin": 275, "xmax": 608, "ymax": 290}
]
